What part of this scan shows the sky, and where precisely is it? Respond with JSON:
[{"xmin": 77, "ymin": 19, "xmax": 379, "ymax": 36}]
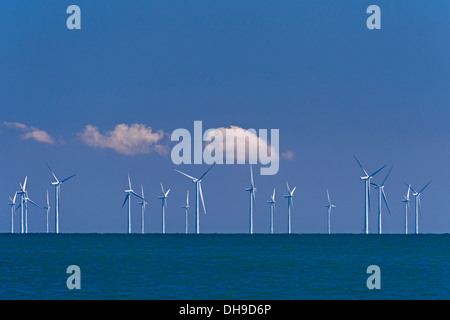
[{"xmin": 0, "ymin": 0, "xmax": 449, "ymax": 233}]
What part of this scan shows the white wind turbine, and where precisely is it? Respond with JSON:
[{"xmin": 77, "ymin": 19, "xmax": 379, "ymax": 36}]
[
  {"xmin": 8, "ymin": 192, "xmax": 17, "ymax": 233},
  {"xmin": 46, "ymin": 163, "xmax": 76, "ymax": 234},
  {"xmin": 245, "ymin": 165, "xmax": 257, "ymax": 234},
  {"xmin": 175, "ymin": 164, "xmax": 215, "ymax": 234},
  {"xmin": 325, "ymin": 189, "xmax": 336, "ymax": 234},
  {"xmin": 371, "ymin": 166, "xmax": 393, "ymax": 234},
  {"xmin": 284, "ymin": 181, "xmax": 296, "ymax": 234},
  {"xmin": 138, "ymin": 185, "xmax": 148, "ymax": 234},
  {"xmin": 402, "ymin": 184, "xmax": 411, "ymax": 234},
  {"xmin": 23, "ymin": 190, "xmax": 43, "ymax": 233},
  {"xmin": 158, "ymin": 183, "xmax": 170, "ymax": 234},
  {"xmin": 354, "ymin": 156, "xmax": 386, "ymax": 234},
  {"xmin": 16, "ymin": 176, "xmax": 28, "ymax": 233},
  {"xmin": 121, "ymin": 174, "xmax": 144, "ymax": 234},
  {"xmin": 267, "ymin": 188, "xmax": 276, "ymax": 234},
  {"xmin": 43, "ymin": 190, "xmax": 50, "ymax": 233},
  {"xmin": 182, "ymin": 190, "xmax": 190, "ymax": 234},
  {"xmin": 409, "ymin": 181, "xmax": 431, "ymax": 234}
]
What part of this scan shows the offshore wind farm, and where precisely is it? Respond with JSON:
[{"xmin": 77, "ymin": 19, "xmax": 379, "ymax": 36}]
[
  {"xmin": 1, "ymin": 0, "xmax": 450, "ymax": 301},
  {"xmin": 2, "ymin": 157, "xmax": 440, "ymax": 235}
]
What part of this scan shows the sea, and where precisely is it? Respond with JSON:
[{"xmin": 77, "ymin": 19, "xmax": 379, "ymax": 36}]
[{"xmin": 0, "ymin": 234, "xmax": 448, "ymax": 300}]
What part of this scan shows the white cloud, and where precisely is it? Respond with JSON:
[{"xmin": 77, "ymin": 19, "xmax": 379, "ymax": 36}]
[
  {"xmin": 204, "ymin": 125, "xmax": 279, "ymax": 162},
  {"xmin": 78, "ymin": 123, "xmax": 168, "ymax": 156},
  {"xmin": 3, "ymin": 121, "xmax": 56, "ymax": 145}
]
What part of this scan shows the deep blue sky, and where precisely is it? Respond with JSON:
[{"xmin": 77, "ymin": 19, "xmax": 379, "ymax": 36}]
[{"xmin": 1, "ymin": 1, "xmax": 449, "ymax": 233}]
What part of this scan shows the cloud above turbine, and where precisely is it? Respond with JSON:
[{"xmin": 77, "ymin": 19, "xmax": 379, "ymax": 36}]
[
  {"xmin": 3, "ymin": 121, "xmax": 56, "ymax": 145},
  {"xmin": 78, "ymin": 123, "xmax": 168, "ymax": 156},
  {"xmin": 203, "ymin": 125, "xmax": 279, "ymax": 162}
]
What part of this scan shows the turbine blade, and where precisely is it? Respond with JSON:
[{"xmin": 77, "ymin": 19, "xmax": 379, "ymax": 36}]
[
  {"xmin": 382, "ymin": 189, "xmax": 391, "ymax": 216},
  {"xmin": 46, "ymin": 162, "xmax": 59, "ymax": 182},
  {"xmin": 131, "ymin": 191, "xmax": 144, "ymax": 200},
  {"xmin": 27, "ymin": 198, "xmax": 42, "ymax": 210},
  {"xmin": 160, "ymin": 182, "xmax": 165, "ymax": 194},
  {"xmin": 419, "ymin": 181, "xmax": 431, "ymax": 194},
  {"xmin": 370, "ymin": 165, "xmax": 387, "ymax": 178},
  {"xmin": 291, "ymin": 186, "xmax": 297, "ymax": 195},
  {"xmin": 418, "ymin": 196, "xmax": 423, "ymax": 218},
  {"xmin": 46, "ymin": 190, "xmax": 49, "ymax": 206},
  {"xmin": 250, "ymin": 164, "xmax": 254, "ymax": 186},
  {"xmin": 141, "ymin": 185, "xmax": 145, "ymax": 199},
  {"xmin": 60, "ymin": 174, "xmax": 76, "ymax": 183},
  {"xmin": 405, "ymin": 183, "xmax": 417, "ymax": 194},
  {"xmin": 165, "ymin": 189, "xmax": 171, "ymax": 197},
  {"xmin": 286, "ymin": 181, "xmax": 291, "ymax": 193},
  {"xmin": 175, "ymin": 169, "xmax": 197, "ymax": 181},
  {"xmin": 128, "ymin": 174, "xmax": 132, "ymax": 189},
  {"xmin": 272, "ymin": 188, "xmax": 276, "ymax": 202},
  {"xmin": 198, "ymin": 163, "xmax": 216, "ymax": 181},
  {"xmin": 186, "ymin": 190, "xmax": 189, "ymax": 206},
  {"xmin": 326, "ymin": 189, "xmax": 330, "ymax": 204},
  {"xmin": 122, "ymin": 193, "xmax": 130, "ymax": 208},
  {"xmin": 381, "ymin": 165, "xmax": 393, "ymax": 186},
  {"xmin": 353, "ymin": 155, "xmax": 369, "ymax": 176},
  {"xmin": 199, "ymin": 182, "xmax": 207, "ymax": 215},
  {"xmin": 23, "ymin": 176, "xmax": 28, "ymax": 191}
]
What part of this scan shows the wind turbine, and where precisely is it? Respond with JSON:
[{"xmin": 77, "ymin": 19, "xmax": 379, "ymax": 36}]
[
  {"xmin": 8, "ymin": 192, "xmax": 17, "ymax": 233},
  {"xmin": 175, "ymin": 164, "xmax": 215, "ymax": 234},
  {"xmin": 23, "ymin": 190, "xmax": 43, "ymax": 233},
  {"xmin": 121, "ymin": 174, "xmax": 144, "ymax": 234},
  {"xmin": 43, "ymin": 190, "xmax": 50, "ymax": 233},
  {"xmin": 138, "ymin": 185, "xmax": 148, "ymax": 234},
  {"xmin": 158, "ymin": 183, "xmax": 170, "ymax": 234},
  {"xmin": 284, "ymin": 181, "xmax": 296, "ymax": 234},
  {"xmin": 16, "ymin": 176, "xmax": 28, "ymax": 234},
  {"xmin": 371, "ymin": 166, "xmax": 393, "ymax": 234},
  {"xmin": 354, "ymin": 156, "xmax": 386, "ymax": 234},
  {"xmin": 409, "ymin": 181, "xmax": 431, "ymax": 234},
  {"xmin": 325, "ymin": 189, "xmax": 336, "ymax": 234},
  {"xmin": 46, "ymin": 163, "xmax": 76, "ymax": 234},
  {"xmin": 182, "ymin": 190, "xmax": 190, "ymax": 234},
  {"xmin": 267, "ymin": 188, "xmax": 276, "ymax": 234},
  {"xmin": 402, "ymin": 184, "xmax": 411, "ymax": 234},
  {"xmin": 245, "ymin": 165, "xmax": 257, "ymax": 234}
]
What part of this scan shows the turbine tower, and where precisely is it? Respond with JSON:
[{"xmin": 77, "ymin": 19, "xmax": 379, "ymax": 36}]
[
  {"xmin": 158, "ymin": 183, "xmax": 170, "ymax": 234},
  {"xmin": 284, "ymin": 181, "xmax": 296, "ymax": 234},
  {"xmin": 8, "ymin": 193, "xmax": 17, "ymax": 233},
  {"xmin": 354, "ymin": 156, "xmax": 386, "ymax": 234},
  {"xmin": 245, "ymin": 165, "xmax": 257, "ymax": 234},
  {"xmin": 175, "ymin": 164, "xmax": 215, "ymax": 234},
  {"xmin": 16, "ymin": 177, "xmax": 28, "ymax": 233},
  {"xmin": 409, "ymin": 182, "xmax": 431, "ymax": 234},
  {"xmin": 182, "ymin": 190, "xmax": 190, "ymax": 234},
  {"xmin": 371, "ymin": 166, "xmax": 393, "ymax": 234},
  {"xmin": 43, "ymin": 190, "xmax": 50, "ymax": 233},
  {"xmin": 138, "ymin": 185, "xmax": 148, "ymax": 234},
  {"xmin": 402, "ymin": 184, "xmax": 411, "ymax": 234},
  {"xmin": 267, "ymin": 188, "xmax": 276, "ymax": 234},
  {"xmin": 325, "ymin": 189, "xmax": 336, "ymax": 234},
  {"xmin": 121, "ymin": 174, "xmax": 144, "ymax": 234},
  {"xmin": 46, "ymin": 163, "xmax": 76, "ymax": 234}
]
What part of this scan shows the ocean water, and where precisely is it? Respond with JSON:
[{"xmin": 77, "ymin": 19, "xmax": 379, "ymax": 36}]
[{"xmin": 0, "ymin": 234, "xmax": 448, "ymax": 300}]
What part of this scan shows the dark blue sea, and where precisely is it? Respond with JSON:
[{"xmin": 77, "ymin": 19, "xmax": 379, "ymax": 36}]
[{"xmin": 0, "ymin": 234, "xmax": 448, "ymax": 300}]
